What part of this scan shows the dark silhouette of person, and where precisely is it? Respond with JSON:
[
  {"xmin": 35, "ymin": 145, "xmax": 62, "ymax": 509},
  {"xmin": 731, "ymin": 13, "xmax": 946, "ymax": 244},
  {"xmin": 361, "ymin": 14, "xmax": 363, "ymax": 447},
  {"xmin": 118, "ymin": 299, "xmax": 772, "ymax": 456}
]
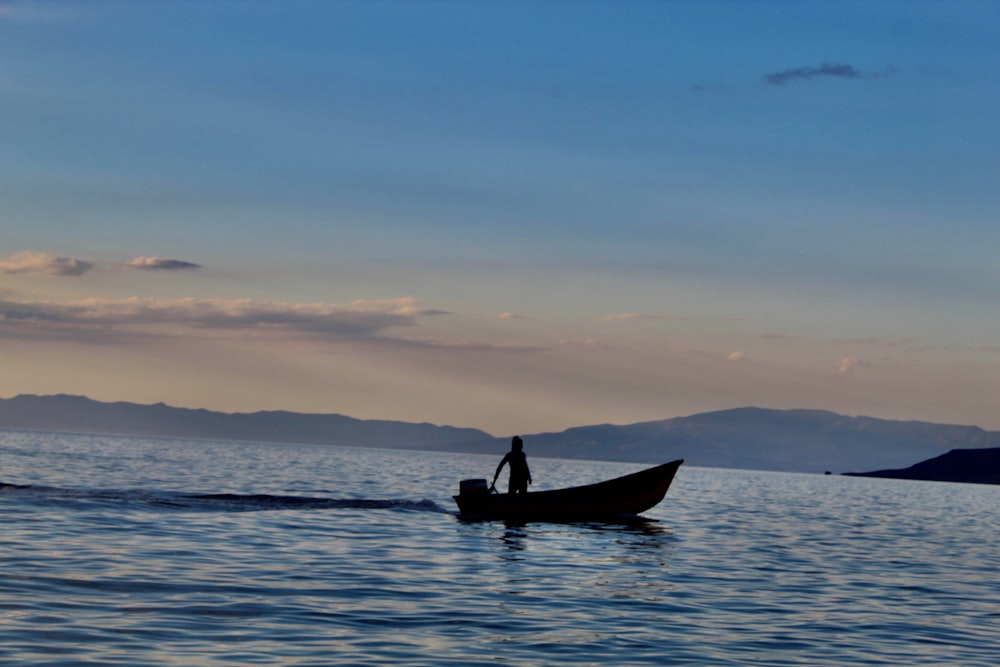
[{"xmin": 493, "ymin": 435, "xmax": 532, "ymax": 494}]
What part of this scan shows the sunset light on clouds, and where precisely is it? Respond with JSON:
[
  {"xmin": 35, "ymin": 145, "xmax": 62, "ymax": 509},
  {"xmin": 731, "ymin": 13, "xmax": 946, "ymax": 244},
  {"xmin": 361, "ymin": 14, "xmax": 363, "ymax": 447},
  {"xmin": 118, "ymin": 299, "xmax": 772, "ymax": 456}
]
[{"xmin": 2, "ymin": 1, "xmax": 998, "ymax": 434}]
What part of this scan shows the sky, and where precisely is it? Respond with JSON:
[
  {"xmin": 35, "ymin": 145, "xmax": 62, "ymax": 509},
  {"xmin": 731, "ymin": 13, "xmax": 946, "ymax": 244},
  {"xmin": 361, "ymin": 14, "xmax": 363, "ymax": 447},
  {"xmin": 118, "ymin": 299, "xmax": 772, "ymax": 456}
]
[{"xmin": 1, "ymin": 0, "xmax": 998, "ymax": 435}]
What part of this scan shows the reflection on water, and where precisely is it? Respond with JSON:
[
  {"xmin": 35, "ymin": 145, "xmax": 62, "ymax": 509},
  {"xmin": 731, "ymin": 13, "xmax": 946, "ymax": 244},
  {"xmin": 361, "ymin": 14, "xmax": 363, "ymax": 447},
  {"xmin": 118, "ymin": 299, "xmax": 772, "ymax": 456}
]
[
  {"xmin": 3, "ymin": 431, "xmax": 1000, "ymax": 666},
  {"xmin": 500, "ymin": 524, "xmax": 528, "ymax": 558}
]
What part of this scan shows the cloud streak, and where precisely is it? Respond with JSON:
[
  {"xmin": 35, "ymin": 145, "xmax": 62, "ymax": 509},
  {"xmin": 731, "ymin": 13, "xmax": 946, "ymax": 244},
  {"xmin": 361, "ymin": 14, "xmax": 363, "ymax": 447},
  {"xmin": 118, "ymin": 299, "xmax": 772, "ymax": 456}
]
[
  {"xmin": 0, "ymin": 296, "xmax": 447, "ymax": 340},
  {"xmin": 1, "ymin": 251, "xmax": 203, "ymax": 275},
  {"xmin": 126, "ymin": 257, "xmax": 202, "ymax": 271},
  {"xmin": 763, "ymin": 62, "xmax": 893, "ymax": 86},
  {"xmin": 598, "ymin": 312, "xmax": 687, "ymax": 322},
  {"xmin": 0, "ymin": 251, "xmax": 94, "ymax": 276}
]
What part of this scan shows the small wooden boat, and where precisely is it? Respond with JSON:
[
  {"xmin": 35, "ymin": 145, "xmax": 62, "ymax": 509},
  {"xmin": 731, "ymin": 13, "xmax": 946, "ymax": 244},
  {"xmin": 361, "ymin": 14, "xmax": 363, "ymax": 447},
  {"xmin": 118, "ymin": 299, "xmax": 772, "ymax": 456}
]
[{"xmin": 453, "ymin": 459, "xmax": 683, "ymax": 522}]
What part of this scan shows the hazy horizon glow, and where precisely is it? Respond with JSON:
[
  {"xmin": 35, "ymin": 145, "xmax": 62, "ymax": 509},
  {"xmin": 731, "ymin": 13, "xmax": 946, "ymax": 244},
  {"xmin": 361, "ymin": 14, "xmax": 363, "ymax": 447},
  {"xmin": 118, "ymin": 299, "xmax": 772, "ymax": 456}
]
[{"xmin": 2, "ymin": 1, "xmax": 998, "ymax": 434}]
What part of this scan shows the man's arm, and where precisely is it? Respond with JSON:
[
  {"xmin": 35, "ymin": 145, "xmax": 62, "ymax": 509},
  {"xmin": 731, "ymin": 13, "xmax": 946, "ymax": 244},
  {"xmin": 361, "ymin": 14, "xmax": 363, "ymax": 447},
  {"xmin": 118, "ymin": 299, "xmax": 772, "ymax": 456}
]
[{"xmin": 493, "ymin": 453, "xmax": 510, "ymax": 483}]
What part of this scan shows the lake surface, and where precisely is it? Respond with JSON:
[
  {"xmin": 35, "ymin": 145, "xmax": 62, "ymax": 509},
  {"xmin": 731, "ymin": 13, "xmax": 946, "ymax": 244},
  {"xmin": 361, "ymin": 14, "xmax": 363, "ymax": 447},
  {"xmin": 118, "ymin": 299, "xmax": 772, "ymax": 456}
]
[{"xmin": 2, "ymin": 430, "xmax": 999, "ymax": 666}]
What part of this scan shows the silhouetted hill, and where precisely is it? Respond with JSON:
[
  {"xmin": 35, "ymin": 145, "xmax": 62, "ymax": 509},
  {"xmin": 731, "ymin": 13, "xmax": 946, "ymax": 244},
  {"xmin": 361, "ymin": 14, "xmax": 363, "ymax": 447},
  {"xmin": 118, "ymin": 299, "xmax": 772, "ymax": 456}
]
[
  {"xmin": 844, "ymin": 448, "xmax": 1000, "ymax": 485},
  {"xmin": 0, "ymin": 394, "xmax": 491, "ymax": 449},
  {"xmin": 2, "ymin": 395, "xmax": 997, "ymax": 474},
  {"xmin": 467, "ymin": 408, "xmax": 998, "ymax": 473}
]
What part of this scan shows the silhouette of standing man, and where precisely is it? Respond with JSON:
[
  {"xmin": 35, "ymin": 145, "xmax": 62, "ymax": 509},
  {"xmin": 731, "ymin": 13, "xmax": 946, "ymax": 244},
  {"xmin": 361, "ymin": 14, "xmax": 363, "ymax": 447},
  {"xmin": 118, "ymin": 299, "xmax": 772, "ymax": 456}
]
[{"xmin": 493, "ymin": 435, "xmax": 532, "ymax": 494}]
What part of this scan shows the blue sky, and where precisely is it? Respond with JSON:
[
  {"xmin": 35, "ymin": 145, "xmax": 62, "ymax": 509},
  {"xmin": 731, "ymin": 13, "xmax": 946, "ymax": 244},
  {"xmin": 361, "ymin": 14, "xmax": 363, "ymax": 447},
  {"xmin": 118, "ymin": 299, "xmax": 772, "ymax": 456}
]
[{"xmin": 2, "ymin": 1, "xmax": 998, "ymax": 434}]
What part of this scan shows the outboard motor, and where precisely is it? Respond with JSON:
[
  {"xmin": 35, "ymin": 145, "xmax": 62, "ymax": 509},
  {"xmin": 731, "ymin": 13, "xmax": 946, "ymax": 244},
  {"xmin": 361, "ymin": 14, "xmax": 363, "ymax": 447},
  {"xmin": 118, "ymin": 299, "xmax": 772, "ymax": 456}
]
[
  {"xmin": 455, "ymin": 478, "xmax": 492, "ymax": 517},
  {"xmin": 459, "ymin": 478, "xmax": 489, "ymax": 497}
]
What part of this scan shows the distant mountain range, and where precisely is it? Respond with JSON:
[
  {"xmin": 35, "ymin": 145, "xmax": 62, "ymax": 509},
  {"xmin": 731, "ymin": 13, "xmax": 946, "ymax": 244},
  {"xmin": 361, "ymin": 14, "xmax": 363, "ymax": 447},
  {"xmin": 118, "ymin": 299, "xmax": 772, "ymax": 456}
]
[
  {"xmin": 2, "ymin": 394, "xmax": 998, "ymax": 475},
  {"xmin": 0, "ymin": 394, "xmax": 490, "ymax": 451}
]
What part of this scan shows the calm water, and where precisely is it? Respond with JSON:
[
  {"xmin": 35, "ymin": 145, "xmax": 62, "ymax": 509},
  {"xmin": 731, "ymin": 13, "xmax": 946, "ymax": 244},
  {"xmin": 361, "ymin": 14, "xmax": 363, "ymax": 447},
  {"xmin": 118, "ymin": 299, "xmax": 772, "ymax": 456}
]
[{"xmin": 2, "ymin": 430, "xmax": 999, "ymax": 666}]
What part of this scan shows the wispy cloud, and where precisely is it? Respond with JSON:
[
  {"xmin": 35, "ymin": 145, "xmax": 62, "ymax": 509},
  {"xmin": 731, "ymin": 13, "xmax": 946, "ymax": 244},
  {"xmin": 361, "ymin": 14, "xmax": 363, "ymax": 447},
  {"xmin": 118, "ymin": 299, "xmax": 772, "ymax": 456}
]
[
  {"xmin": 761, "ymin": 333, "xmax": 801, "ymax": 342},
  {"xmin": 405, "ymin": 336, "xmax": 538, "ymax": 351},
  {"xmin": 1, "ymin": 251, "xmax": 202, "ymax": 275},
  {"xmin": 126, "ymin": 257, "xmax": 202, "ymax": 271},
  {"xmin": 835, "ymin": 354, "xmax": 864, "ymax": 376},
  {"xmin": 689, "ymin": 63, "xmax": 896, "ymax": 94},
  {"xmin": 833, "ymin": 336, "xmax": 913, "ymax": 347},
  {"xmin": 0, "ymin": 296, "xmax": 447, "ymax": 341},
  {"xmin": 598, "ymin": 312, "xmax": 687, "ymax": 322},
  {"xmin": 558, "ymin": 337, "xmax": 612, "ymax": 349},
  {"xmin": 0, "ymin": 251, "xmax": 93, "ymax": 276},
  {"xmin": 763, "ymin": 62, "xmax": 896, "ymax": 86}
]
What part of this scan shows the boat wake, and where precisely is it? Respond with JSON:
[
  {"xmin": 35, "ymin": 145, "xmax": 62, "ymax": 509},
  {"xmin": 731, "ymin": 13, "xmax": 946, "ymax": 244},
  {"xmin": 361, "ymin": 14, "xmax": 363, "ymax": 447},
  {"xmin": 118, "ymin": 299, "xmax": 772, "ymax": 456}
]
[{"xmin": 1, "ymin": 482, "xmax": 448, "ymax": 514}]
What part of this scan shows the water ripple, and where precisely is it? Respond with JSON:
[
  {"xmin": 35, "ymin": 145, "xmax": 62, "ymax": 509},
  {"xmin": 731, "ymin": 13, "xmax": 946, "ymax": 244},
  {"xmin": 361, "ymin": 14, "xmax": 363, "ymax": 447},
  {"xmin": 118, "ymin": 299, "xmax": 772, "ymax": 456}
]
[{"xmin": 3, "ymin": 432, "xmax": 1000, "ymax": 665}]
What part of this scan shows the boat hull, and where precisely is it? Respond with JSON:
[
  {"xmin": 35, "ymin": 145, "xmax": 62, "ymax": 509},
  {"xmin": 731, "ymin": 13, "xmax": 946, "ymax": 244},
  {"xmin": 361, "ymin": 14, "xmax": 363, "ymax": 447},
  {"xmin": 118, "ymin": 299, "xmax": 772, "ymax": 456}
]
[{"xmin": 453, "ymin": 459, "xmax": 683, "ymax": 522}]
